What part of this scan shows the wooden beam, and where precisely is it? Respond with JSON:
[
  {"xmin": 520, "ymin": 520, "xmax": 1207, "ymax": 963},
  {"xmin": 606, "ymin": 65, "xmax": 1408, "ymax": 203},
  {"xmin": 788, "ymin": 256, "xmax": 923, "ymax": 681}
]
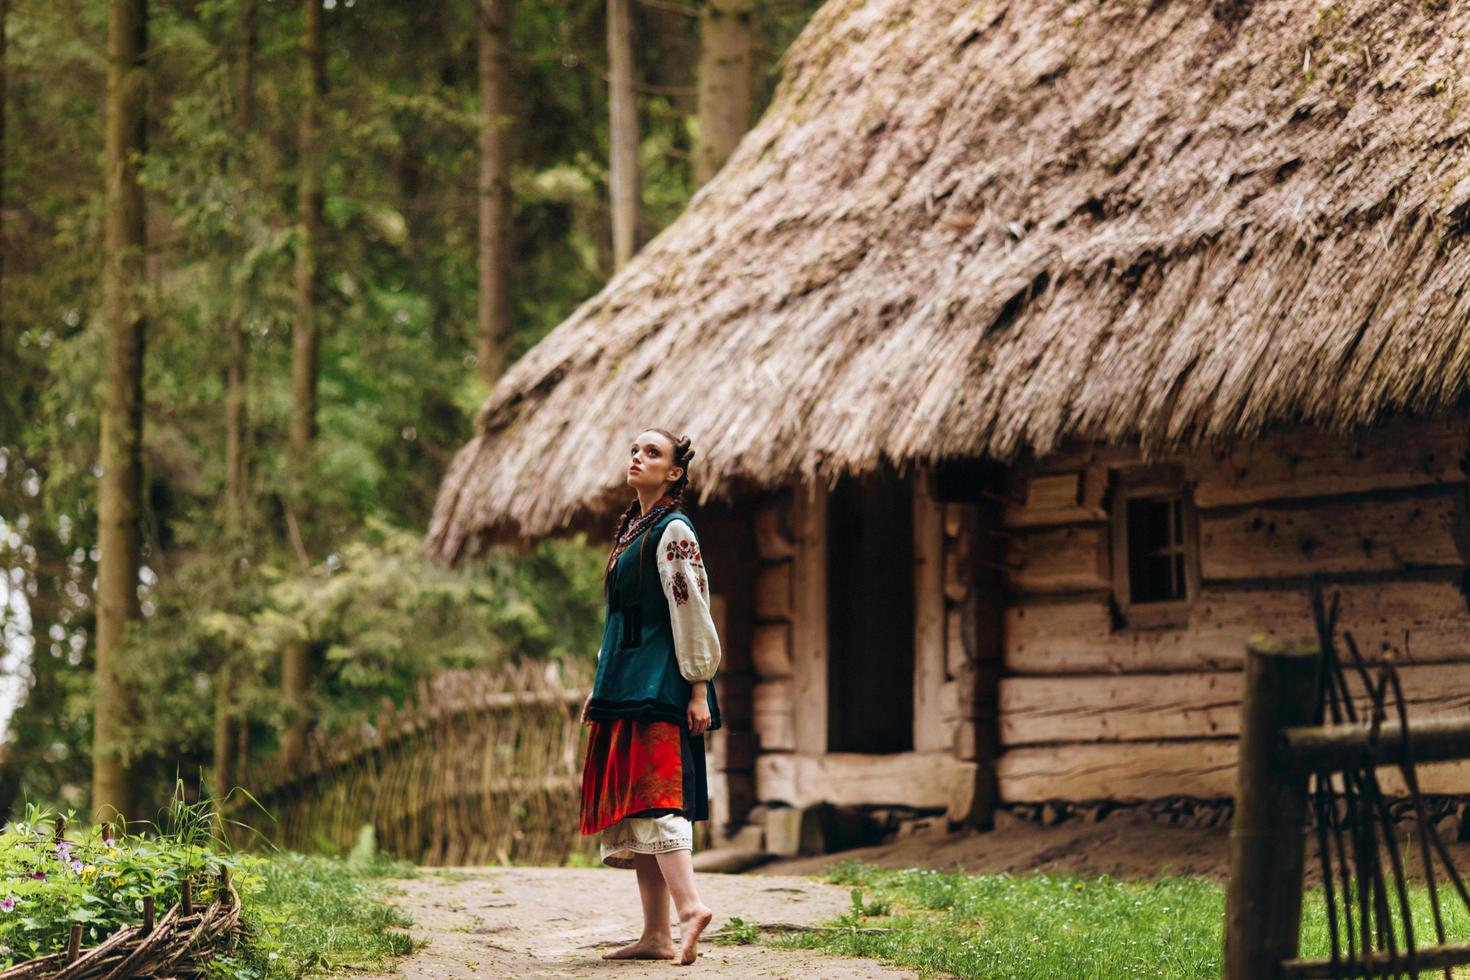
[
  {"xmin": 755, "ymin": 751, "xmax": 976, "ymax": 811},
  {"xmin": 996, "ymin": 739, "xmax": 1470, "ymax": 801},
  {"xmin": 1004, "ymin": 577, "xmax": 1470, "ymax": 675},
  {"xmin": 914, "ymin": 472, "xmax": 948, "ymax": 751},
  {"xmin": 1000, "ymin": 663, "xmax": 1470, "ymax": 745},
  {"xmin": 1199, "ymin": 489, "xmax": 1466, "ymax": 581},
  {"xmin": 997, "ymin": 740, "xmax": 1240, "ymax": 801},
  {"xmin": 751, "ymin": 622, "xmax": 793, "ymax": 678},
  {"xmin": 1004, "ymin": 523, "xmax": 1110, "ymax": 593},
  {"xmin": 754, "ymin": 559, "xmax": 793, "ymax": 619},
  {"xmin": 791, "ymin": 484, "xmax": 828, "ymax": 755},
  {"xmin": 1190, "ymin": 413, "xmax": 1468, "ymax": 509},
  {"xmin": 1284, "ymin": 942, "xmax": 1470, "ymax": 979},
  {"xmin": 1284, "ymin": 715, "xmax": 1470, "ymax": 771},
  {"xmin": 752, "ymin": 679, "xmax": 795, "ymax": 752}
]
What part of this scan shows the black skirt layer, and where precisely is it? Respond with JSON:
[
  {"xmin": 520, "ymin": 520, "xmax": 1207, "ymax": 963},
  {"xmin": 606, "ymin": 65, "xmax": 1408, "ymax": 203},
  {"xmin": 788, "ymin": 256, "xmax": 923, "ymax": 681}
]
[{"xmin": 624, "ymin": 726, "xmax": 709, "ymax": 823}]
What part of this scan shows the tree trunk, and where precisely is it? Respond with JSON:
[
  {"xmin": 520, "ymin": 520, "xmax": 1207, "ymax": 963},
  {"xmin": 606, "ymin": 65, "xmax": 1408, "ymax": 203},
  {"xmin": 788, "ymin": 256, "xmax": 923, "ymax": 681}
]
[
  {"xmin": 695, "ymin": 0, "xmax": 753, "ymax": 186},
  {"xmin": 1, "ymin": 0, "xmax": 8, "ymax": 369},
  {"xmin": 93, "ymin": 0, "xmax": 149, "ymax": 826},
  {"xmin": 650, "ymin": 3, "xmax": 696, "ymax": 117},
  {"xmin": 216, "ymin": 0, "xmax": 256, "ymax": 809},
  {"xmin": 476, "ymin": 0, "xmax": 512, "ymax": 385},
  {"xmin": 223, "ymin": 0, "xmax": 254, "ymax": 540},
  {"xmin": 283, "ymin": 0, "xmax": 324, "ymax": 770},
  {"xmin": 606, "ymin": 0, "xmax": 639, "ymax": 271}
]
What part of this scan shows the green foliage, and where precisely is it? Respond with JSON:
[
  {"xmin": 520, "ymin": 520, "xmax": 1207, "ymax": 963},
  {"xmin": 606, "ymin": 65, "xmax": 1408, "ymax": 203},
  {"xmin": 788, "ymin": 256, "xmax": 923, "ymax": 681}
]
[
  {"xmin": 0, "ymin": 797, "xmax": 235, "ymax": 967},
  {"xmin": 0, "ymin": 785, "xmax": 420, "ymax": 978},
  {"xmin": 110, "ymin": 518, "xmax": 604, "ymax": 765},
  {"xmin": 716, "ymin": 914, "xmax": 761, "ymax": 945},
  {"xmin": 0, "ymin": 0, "xmax": 824, "ymax": 818}
]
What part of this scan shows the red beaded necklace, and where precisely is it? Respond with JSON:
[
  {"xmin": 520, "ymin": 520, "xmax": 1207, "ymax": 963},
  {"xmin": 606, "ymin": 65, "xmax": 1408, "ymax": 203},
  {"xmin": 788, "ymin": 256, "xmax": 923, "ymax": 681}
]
[{"xmin": 604, "ymin": 494, "xmax": 676, "ymax": 584}]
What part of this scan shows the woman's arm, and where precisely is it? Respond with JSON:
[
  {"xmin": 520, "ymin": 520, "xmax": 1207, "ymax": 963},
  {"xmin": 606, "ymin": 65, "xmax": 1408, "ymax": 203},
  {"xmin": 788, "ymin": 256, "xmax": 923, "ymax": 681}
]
[
  {"xmin": 657, "ymin": 519, "xmax": 722, "ymax": 681},
  {"xmin": 657, "ymin": 519, "xmax": 721, "ymax": 733}
]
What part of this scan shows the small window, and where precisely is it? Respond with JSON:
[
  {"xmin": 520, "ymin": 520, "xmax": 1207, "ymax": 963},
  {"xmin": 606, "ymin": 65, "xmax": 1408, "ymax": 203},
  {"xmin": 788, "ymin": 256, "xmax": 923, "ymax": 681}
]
[{"xmin": 1111, "ymin": 466, "xmax": 1198, "ymax": 627}]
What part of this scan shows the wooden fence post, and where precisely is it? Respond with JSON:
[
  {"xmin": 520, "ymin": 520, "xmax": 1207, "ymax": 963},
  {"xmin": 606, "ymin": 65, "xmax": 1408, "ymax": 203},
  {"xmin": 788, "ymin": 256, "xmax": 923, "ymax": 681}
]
[{"xmin": 1224, "ymin": 636, "xmax": 1320, "ymax": 980}]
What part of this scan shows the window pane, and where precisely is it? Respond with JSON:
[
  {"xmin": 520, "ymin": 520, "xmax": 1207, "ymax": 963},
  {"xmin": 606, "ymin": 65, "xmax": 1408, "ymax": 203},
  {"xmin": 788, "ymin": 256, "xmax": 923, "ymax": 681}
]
[{"xmin": 1126, "ymin": 494, "xmax": 1187, "ymax": 604}]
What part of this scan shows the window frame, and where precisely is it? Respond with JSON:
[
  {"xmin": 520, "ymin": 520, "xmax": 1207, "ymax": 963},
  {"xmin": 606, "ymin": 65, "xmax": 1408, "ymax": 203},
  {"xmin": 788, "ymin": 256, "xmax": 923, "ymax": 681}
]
[{"xmin": 1109, "ymin": 464, "xmax": 1200, "ymax": 629}]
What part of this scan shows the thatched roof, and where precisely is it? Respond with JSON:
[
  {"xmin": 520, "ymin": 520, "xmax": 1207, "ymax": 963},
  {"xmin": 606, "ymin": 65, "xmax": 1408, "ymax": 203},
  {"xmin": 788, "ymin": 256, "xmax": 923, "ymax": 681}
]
[{"xmin": 426, "ymin": 0, "xmax": 1470, "ymax": 560}]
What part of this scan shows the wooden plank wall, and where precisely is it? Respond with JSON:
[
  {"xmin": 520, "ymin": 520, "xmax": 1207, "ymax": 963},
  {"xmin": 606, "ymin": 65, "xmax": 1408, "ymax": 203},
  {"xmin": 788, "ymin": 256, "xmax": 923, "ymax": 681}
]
[
  {"xmin": 696, "ymin": 500, "xmax": 760, "ymax": 837},
  {"xmin": 998, "ymin": 412, "xmax": 1470, "ymax": 802}
]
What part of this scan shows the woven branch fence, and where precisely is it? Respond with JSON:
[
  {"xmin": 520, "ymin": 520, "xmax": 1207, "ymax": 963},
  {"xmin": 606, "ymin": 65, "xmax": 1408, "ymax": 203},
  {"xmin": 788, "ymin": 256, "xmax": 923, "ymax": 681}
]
[
  {"xmin": 239, "ymin": 662, "xmax": 596, "ymax": 866},
  {"xmin": 0, "ymin": 867, "xmax": 241, "ymax": 979}
]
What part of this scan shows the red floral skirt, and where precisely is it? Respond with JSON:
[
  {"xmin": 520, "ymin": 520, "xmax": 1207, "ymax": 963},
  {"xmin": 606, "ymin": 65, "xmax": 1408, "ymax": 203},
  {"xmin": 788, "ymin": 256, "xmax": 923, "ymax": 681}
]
[{"xmin": 579, "ymin": 718, "xmax": 684, "ymax": 836}]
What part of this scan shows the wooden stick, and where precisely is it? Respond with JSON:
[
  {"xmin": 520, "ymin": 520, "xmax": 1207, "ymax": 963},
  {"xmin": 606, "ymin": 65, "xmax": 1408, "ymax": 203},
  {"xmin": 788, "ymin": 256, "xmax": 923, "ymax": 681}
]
[
  {"xmin": 1284, "ymin": 715, "xmax": 1470, "ymax": 771},
  {"xmin": 1283, "ymin": 940, "xmax": 1470, "ymax": 978},
  {"xmin": 182, "ymin": 877, "xmax": 193, "ymax": 916},
  {"xmin": 65, "ymin": 924, "xmax": 80, "ymax": 963},
  {"xmin": 142, "ymin": 894, "xmax": 155, "ymax": 934},
  {"xmin": 1224, "ymin": 637, "xmax": 1320, "ymax": 980}
]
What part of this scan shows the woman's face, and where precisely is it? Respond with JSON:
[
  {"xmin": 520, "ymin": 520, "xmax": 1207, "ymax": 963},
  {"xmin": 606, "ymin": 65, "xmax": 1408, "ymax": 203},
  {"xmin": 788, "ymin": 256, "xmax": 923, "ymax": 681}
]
[{"xmin": 627, "ymin": 430, "xmax": 682, "ymax": 494}]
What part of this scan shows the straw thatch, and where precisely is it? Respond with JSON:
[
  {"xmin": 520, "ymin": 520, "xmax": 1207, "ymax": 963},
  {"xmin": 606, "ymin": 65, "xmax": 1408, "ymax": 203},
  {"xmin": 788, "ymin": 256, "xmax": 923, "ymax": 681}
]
[{"xmin": 426, "ymin": 0, "xmax": 1470, "ymax": 559}]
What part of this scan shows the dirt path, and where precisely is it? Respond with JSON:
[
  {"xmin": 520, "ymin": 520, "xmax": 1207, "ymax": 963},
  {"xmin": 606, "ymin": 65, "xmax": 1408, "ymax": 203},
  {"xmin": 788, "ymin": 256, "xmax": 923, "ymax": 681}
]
[{"xmin": 358, "ymin": 866, "xmax": 916, "ymax": 979}]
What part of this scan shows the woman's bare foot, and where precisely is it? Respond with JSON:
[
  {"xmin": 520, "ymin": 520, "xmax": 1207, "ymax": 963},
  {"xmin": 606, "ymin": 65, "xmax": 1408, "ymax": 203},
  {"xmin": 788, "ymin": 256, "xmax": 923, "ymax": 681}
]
[
  {"xmin": 675, "ymin": 905, "xmax": 713, "ymax": 966},
  {"xmin": 601, "ymin": 938, "xmax": 675, "ymax": 960}
]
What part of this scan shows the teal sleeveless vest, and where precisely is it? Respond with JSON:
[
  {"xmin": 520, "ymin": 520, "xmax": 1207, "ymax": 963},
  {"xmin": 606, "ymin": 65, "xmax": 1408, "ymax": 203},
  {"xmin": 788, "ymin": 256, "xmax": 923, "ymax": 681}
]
[{"xmin": 588, "ymin": 508, "xmax": 722, "ymax": 730}]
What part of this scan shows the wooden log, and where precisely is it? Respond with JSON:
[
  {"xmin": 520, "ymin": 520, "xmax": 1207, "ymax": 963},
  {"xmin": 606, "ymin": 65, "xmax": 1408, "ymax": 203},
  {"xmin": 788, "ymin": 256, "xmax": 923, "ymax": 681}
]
[
  {"xmin": 755, "ymin": 751, "xmax": 976, "ymax": 809},
  {"xmin": 1004, "ymin": 523, "xmax": 1110, "ymax": 593},
  {"xmin": 996, "ymin": 737, "xmax": 1470, "ymax": 802},
  {"xmin": 791, "ymin": 485, "xmax": 828, "ymax": 754},
  {"xmin": 1283, "ymin": 715, "xmax": 1470, "ymax": 772},
  {"xmin": 1004, "ymin": 577, "xmax": 1470, "ymax": 675},
  {"xmin": 945, "ymin": 605, "xmax": 972, "ymax": 678},
  {"xmin": 1224, "ymin": 638, "xmax": 1319, "ymax": 980},
  {"xmin": 1190, "ymin": 413, "xmax": 1468, "ymax": 509},
  {"xmin": 999, "ymin": 662, "xmax": 1470, "ymax": 745},
  {"xmin": 754, "ymin": 499, "xmax": 795, "ymax": 561},
  {"xmin": 751, "ymin": 622, "xmax": 793, "ymax": 679},
  {"xmin": 1283, "ymin": 942, "xmax": 1470, "ymax": 979},
  {"xmin": 997, "ymin": 740, "xmax": 1241, "ymax": 801},
  {"xmin": 754, "ymin": 559, "xmax": 794, "ymax": 619},
  {"xmin": 1199, "ymin": 489, "xmax": 1467, "ymax": 581},
  {"xmin": 752, "ymin": 679, "xmax": 795, "ymax": 753},
  {"xmin": 914, "ymin": 475, "xmax": 948, "ymax": 752}
]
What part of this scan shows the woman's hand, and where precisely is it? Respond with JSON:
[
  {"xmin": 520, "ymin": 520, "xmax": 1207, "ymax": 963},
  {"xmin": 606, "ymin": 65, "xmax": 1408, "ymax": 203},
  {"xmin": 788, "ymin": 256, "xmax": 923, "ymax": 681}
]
[
  {"xmin": 687, "ymin": 696, "xmax": 711, "ymax": 734},
  {"xmin": 580, "ymin": 691, "xmax": 593, "ymax": 726}
]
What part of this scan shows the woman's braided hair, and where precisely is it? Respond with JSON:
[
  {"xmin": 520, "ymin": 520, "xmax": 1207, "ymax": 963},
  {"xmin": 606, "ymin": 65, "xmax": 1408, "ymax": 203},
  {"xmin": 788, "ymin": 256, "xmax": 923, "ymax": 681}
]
[{"xmin": 605, "ymin": 428, "xmax": 695, "ymax": 588}]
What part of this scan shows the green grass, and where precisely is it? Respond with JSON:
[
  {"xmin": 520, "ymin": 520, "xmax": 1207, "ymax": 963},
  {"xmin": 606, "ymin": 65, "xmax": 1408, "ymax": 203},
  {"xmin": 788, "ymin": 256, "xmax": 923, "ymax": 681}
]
[
  {"xmin": 757, "ymin": 861, "xmax": 1470, "ymax": 979},
  {"xmin": 209, "ymin": 851, "xmax": 424, "ymax": 979}
]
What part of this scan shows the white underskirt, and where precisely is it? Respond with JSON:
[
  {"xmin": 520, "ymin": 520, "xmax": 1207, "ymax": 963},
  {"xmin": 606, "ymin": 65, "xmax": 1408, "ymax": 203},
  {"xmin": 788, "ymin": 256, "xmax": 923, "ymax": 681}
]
[{"xmin": 599, "ymin": 813, "xmax": 693, "ymax": 869}]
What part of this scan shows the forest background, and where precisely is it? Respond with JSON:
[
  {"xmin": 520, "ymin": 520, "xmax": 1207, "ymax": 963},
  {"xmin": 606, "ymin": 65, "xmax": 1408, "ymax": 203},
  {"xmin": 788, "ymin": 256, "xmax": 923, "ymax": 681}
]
[{"xmin": 0, "ymin": 0, "xmax": 819, "ymax": 823}]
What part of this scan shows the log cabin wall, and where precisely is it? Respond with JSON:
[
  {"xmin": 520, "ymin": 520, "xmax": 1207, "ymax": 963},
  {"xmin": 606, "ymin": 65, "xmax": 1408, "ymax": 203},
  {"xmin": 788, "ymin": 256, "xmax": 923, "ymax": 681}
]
[
  {"xmin": 693, "ymin": 499, "xmax": 759, "ymax": 837},
  {"xmin": 997, "ymin": 411, "xmax": 1470, "ymax": 803}
]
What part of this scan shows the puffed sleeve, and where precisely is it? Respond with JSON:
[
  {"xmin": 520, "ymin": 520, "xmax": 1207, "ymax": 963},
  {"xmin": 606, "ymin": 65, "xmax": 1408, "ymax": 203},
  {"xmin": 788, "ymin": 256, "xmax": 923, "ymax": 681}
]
[{"xmin": 656, "ymin": 518, "xmax": 721, "ymax": 681}]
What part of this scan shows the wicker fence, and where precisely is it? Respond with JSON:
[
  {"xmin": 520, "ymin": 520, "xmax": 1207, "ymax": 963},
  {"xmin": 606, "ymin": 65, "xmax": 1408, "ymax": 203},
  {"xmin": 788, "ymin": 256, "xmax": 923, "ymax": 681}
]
[{"xmin": 238, "ymin": 662, "xmax": 595, "ymax": 866}]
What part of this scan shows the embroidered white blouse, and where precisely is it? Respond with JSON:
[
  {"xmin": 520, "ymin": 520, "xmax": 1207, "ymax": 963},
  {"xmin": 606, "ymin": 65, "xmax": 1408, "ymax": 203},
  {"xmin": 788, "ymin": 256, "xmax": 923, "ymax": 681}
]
[{"xmin": 595, "ymin": 517, "xmax": 722, "ymax": 681}]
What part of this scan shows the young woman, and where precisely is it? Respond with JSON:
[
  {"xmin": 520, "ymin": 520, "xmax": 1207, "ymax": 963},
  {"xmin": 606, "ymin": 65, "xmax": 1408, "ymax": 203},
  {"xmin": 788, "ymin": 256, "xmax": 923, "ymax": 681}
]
[{"xmin": 579, "ymin": 427, "xmax": 721, "ymax": 966}]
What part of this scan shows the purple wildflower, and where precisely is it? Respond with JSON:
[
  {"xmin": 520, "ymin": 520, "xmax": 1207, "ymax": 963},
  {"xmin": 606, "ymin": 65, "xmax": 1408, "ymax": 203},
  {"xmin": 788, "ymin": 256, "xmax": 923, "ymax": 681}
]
[
  {"xmin": 29, "ymin": 870, "xmax": 45, "ymax": 881},
  {"xmin": 55, "ymin": 841, "xmax": 69, "ymax": 861},
  {"xmin": 102, "ymin": 837, "xmax": 115, "ymax": 848},
  {"xmin": 69, "ymin": 860, "xmax": 83, "ymax": 874},
  {"xmin": 1, "ymin": 897, "xmax": 14, "ymax": 912}
]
